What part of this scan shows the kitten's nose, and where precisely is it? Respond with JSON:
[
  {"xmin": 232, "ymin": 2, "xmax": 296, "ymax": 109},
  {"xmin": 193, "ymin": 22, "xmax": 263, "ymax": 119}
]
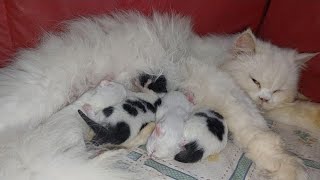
[{"xmin": 259, "ymin": 97, "xmax": 269, "ymax": 102}]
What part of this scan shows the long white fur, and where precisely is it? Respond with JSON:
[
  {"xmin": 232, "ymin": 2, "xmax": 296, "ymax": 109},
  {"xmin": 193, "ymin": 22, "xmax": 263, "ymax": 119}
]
[
  {"xmin": 220, "ymin": 29, "xmax": 316, "ymax": 111},
  {"xmin": 0, "ymin": 79, "xmax": 148, "ymax": 180},
  {"xmin": 0, "ymin": 12, "xmax": 307, "ymax": 179}
]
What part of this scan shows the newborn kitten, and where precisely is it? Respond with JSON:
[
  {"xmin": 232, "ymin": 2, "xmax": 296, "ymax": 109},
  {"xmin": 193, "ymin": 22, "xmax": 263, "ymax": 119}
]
[
  {"xmin": 175, "ymin": 108, "xmax": 228, "ymax": 163},
  {"xmin": 78, "ymin": 76, "xmax": 166, "ymax": 146},
  {"xmin": 146, "ymin": 91, "xmax": 193, "ymax": 159}
]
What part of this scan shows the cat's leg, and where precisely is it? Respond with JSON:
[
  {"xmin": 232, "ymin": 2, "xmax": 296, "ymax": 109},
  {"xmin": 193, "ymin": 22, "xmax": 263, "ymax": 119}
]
[
  {"xmin": 265, "ymin": 101, "xmax": 320, "ymax": 138},
  {"xmin": 211, "ymin": 95, "xmax": 307, "ymax": 180},
  {"xmin": 184, "ymin": 65, "xmax": 307, "ymax": 180},
  {"xmin": 122, "ymin": 122, "xmax": 155, "ymax": 148}
]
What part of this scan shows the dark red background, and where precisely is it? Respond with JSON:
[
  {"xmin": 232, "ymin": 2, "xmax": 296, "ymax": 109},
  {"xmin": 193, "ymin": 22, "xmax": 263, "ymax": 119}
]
[{"xmin": 0, "ymin": 0, "xmax": 319, "ymax": 101}]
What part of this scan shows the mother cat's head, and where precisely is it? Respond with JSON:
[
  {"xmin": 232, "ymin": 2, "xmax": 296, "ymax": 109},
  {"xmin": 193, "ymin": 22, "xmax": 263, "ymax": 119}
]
[{"xmin": 222, "ymin": 29, "xmax": 318, "ymax": 110}]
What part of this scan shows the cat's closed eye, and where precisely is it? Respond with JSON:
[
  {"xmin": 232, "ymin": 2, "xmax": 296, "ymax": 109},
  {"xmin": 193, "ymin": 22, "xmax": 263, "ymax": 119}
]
[
  {"xmin": 250, "ymin": 77, "xmax": 261, "ymax": 89},
  {"xmin": 273, "ymin": 90, "xmax": 281, "ymax": 94}
]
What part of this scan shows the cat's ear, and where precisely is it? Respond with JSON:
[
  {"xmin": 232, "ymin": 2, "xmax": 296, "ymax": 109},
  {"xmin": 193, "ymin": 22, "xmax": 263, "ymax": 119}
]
[
  {"xmin": 233, "ymin": 29, "xmax": 256, "ymax": 55},
  {"xmin": 294, "ymin": 52, "xmax": 319, "ymax": 67}
]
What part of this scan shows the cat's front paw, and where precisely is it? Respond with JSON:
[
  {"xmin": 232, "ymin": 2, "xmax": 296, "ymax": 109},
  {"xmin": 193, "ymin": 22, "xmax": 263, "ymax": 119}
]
[{"xmin": 271, "ymin": 156, "xmax": 308, "ymax": 180}]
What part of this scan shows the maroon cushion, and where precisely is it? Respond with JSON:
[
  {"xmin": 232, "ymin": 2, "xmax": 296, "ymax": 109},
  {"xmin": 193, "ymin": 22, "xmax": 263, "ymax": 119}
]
[{"xmin": 0, "ymin": 0, "xmax": 266, "ymax": 66}]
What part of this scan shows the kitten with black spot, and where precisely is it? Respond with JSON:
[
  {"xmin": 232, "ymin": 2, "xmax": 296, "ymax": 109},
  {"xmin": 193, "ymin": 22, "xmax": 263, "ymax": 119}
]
[
  {"xmin": 78, "ymin": 75, "xmax": 166, "ymax": 146},
  {"xmin": 174, "ymin": 108, "xmax": 228, "ymax": 163},
  {"xmin": 138, "ymin": 73, "xmax": 168, "ymax": 94}
]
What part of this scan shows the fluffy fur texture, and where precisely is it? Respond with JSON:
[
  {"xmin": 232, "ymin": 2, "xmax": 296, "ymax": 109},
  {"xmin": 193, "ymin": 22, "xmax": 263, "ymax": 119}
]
[
  {"xmin": 0, "ymin": 78, "xmax": 148, "ymax": 180},
  {"xmin": 220, "ymin": 29, "xmax": 319, "ymax": 136},
  {"xmin": 79, "ymin": 79, "xmax": 162, "ymax": 146},
  {"xmin": 175, "ymin": 108, "xmax": 228, "ymax": 163},
  {"xmin": 0, "ymin": 12, "xmax": 308, "ymax": 179},
  {"xmin": 265, "ymin": 100, "xmax": 320, "ymax": 137},
  {"xmin": 146, "ymin": 91, "xmax": 193, "ymax": 159}
]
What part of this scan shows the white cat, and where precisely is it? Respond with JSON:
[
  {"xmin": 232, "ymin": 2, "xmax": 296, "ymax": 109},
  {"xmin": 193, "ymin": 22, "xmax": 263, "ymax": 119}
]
[
  {"xmin": 219, "ymin": 29, "xmax": 316, "ymax": 111},
  {"xmin": 0, "ymin": 12, "xmax": 308, "ymax": 179}
]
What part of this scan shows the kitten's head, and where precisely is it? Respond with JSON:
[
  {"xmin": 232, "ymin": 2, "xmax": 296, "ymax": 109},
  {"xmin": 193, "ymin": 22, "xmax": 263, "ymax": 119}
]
[
  {"xmin": 90, "ymin": 80, "xmax": 127, "ymax": 108},
  {"xmin": 222, "ymin": 29, "xmax": 317, "ymax": 110}
]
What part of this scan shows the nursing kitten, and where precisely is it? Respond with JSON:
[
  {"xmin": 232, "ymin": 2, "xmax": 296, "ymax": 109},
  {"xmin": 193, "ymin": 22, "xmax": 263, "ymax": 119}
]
[
  {"xmin": 175, "ymin": 108, "xmax": 228, "ymax": 163},
  {"xmin": 78, "ymin": 76, "xmax": 165, "ymax": 146},
  {"xmin": 146, "ymin": 91, "xmax": 193, "ymax": 159},
  {"xmin": 220, "ymin": 29, "xmax": 319, "ymax": 135}
]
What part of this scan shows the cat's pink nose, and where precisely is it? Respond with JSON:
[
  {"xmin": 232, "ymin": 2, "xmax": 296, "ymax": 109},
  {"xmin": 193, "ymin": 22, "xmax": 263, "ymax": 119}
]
[{"xmin": 259, "ymin": 97, "xmax": 269, "ymax": 102}]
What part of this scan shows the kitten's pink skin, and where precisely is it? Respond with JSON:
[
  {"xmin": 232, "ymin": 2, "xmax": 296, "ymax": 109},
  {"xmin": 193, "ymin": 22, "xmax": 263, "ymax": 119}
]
[
  {"xmin": 99, "ymin": 80, "xmax": 110, "ymax": 87},
  {"xmin": 134, "ymin": 79, "xmax": 152, "ymax": 93},
  {"xmin": 178, "ymin": 138, "xmax": 187, "ymax": 148},
  {"xmin": 183, "ymin": 89, "xmax": 195, "ymax": 105},
  {"xmin": 105, "ymin": 74, "xmax": 114, "ymax": 82},
  {"xmin": 82, "ymin": 103, "xmax": 95, "ymax": 119}
]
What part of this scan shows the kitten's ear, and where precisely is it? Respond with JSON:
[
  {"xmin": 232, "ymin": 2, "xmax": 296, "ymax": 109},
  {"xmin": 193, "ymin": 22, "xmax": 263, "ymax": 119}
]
[
  {"xmin": 294, "ymin": 52, "xmax": 319, "ymax": 67},
  {"xmin": 233, "ymin": 29, "xmax": 256, "ymax": 55}
]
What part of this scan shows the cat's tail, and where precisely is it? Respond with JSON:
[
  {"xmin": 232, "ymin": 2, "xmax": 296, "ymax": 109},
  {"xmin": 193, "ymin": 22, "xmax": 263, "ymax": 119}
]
[
  {"xmin": 78, "ymin": 109, "xmax": 130, "ymax": 145},
  {"xmin": 265, "ymin": 100, "xmax": 320, "ymax": 138},
  {"xmin": 174, "ymin": 141, "xmax": 204, "ymax": 163}
]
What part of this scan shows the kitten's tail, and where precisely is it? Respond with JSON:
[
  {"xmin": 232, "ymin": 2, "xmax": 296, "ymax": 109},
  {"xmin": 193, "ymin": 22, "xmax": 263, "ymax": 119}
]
[
  {"xmin": 174, "ymin": 141, "xmax": 204, "ymax": 163},
  {"xmin": 78, "ymin": 109, "xmax": 107, "ymax": 134},
  {"xmin": 78, "ymin": 110, "xmax": 130, "ymax": 145}
]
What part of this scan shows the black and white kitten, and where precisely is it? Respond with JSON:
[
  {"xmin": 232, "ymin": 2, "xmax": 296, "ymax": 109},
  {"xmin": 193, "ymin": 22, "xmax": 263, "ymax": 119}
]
[
  {"xmin": 174, "ymin": 108, "xmax": 228, "ymax": 163},
  {"xmin": 78, "ymin": 73, "xmax": 167, "ymax": 146}
]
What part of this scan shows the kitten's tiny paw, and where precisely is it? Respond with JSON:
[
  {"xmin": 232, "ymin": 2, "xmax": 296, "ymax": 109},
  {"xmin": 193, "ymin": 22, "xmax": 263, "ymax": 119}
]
[
  {"xmin": 133, "ymin": 79, "xmax": 142, "ymax": 88},
  {"xmin": 144, "ymin": 79, "xmax": 152, "ymax": 88},
  {"xmin": 105, "ymin": 74, "xmax": 114, "ymax": 81},
  {"xmin": 182, "ymin": 89, "xmax": 195, "ymax": 104},
  {"xmin": 179, "ymin": 139, "xmax": 187, "ymax": 148},
  {"xmin": 82, "ymin": 103, "xmax": 94, "ymax": 116},
  {"xmin": 100, "ymin": 80, "xmax": 110, "ymax": 87}
]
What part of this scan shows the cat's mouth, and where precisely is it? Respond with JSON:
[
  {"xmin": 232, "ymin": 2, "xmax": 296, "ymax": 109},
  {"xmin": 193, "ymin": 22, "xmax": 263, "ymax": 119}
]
[
  {"xmin": 257, "ymin": 100, "xmax": 268, "ymax": 110},
  {"xmin": 257, "ymin": 103, "xmax": 263, "ymax": 110}
]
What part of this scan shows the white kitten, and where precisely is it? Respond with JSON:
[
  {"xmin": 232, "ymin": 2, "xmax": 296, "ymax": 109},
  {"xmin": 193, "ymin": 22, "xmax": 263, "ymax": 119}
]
[{"xmin": 146, "ymin": 91, "xmax": 193, "ymax": 159}]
